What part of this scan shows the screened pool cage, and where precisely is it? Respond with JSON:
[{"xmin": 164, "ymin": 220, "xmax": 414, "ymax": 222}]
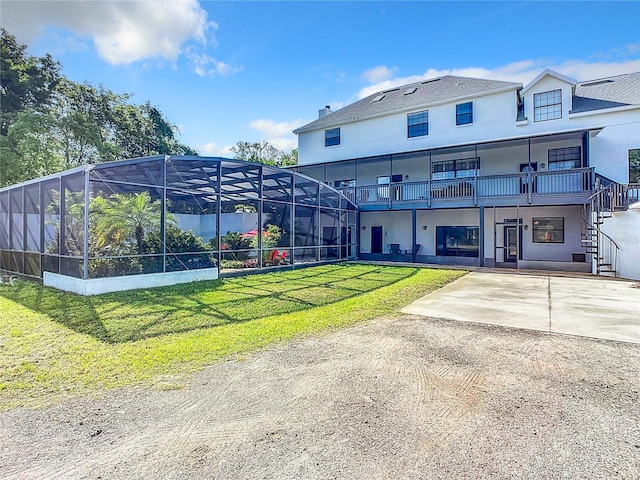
[{"xmin": 0, "ymin": 155, "xmax": 358, "ymax": 292}]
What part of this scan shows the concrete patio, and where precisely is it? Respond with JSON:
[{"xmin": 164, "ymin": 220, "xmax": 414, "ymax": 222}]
[{"xmin": 402, "ymin": 271, "xmax": 640, "ymax": 344}]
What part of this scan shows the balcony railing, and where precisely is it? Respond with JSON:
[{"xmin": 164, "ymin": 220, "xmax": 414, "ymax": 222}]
[{"xmin": 337, "ymin": 167, "xmax": 594, "ymax": 207}]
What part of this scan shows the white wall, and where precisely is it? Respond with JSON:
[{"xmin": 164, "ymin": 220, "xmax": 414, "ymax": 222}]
[
  {"xmin": 416, "ymin": 209, "xmax": 479, "ymax": 256},
  {"xmin": 359, "ymin": 211, "xmax": 412, "ymax": 253},
  {"xmin": 483, "ymin": 205, "xmax": 584, "ymax": 263},
  {"xmin": 43, "ymin": 267, "xmax": 219, "ymax": 295},
  {"xmin": 589, "ymin": 120, "xmax": 640, "ymax": 183},
  {"xmin": 297, "ymin": 72, "xmax": 639, "ymax": 187},
  {"xmin": 298, "ymin": 89, "xmax": 519, "ymax": 165},
  {"xmin": 599, "ymin": 206, "xmax": 640, "ymax": 280}
]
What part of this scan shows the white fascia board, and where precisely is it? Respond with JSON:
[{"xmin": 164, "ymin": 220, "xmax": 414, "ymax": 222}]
[
  {"xmin": 295, "ymin": 84, "xmax": 521, "ymax": 134},
  {"xmin": 569, "ymin": 104, "xmax": 640, "ymax": 118},
  {"xmin": 521, "ymin": 69, "xmax": 576, "ymax": 94}
]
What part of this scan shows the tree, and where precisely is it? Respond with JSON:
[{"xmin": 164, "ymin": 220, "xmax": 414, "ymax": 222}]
[
  {"xmin": 0, "ymin": 110, "xmax": 62, "ymax": 186},
  {"xmin": 231, "ymin": 141, "xmax": 298, "ymax": 167},
  {"xmin": 1, "ymin": 29, "xmax": 198, "ymax": 186},
  {"xmin": 232, "ymin": 141, "xmax": 282, "ymax": 165},
  {"xmin": 111, "ymin": 101, "xmax": 197, "ymax": 158},
  {"xmin": 92, "ymin": 191, "xmax": 173, "ymax": 255},
  {"xmin": 1, "ymin": 28, "xmax": 61, "ymax": 135},
  {"xmin": 279, "ymin": 148, "xmax": 298, "ymax": 166}
]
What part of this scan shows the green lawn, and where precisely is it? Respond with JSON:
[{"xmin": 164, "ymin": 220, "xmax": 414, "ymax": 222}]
[{"xmin": 0, "ymin": 263, "xmax": 465, "ymax": 411}]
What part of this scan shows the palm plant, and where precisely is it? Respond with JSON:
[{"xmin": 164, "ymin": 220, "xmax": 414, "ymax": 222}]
[{"xmin": 92, "ymin": 191, "xmax": 173, "ymax": 255}]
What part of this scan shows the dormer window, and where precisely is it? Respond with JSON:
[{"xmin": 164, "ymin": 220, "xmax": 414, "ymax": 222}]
[
  {"xmin": 533, "ymin": 89, "xmax": 562, "ymax": 122},
  {"xmin": 325, "ymin": 128, "xmax": 341, "ymax": 147}
]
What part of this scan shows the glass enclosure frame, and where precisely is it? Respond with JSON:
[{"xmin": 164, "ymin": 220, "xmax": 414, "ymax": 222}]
[{"xmin": 0, "ymin": 156, "xmax": 358, "ymax": 280}]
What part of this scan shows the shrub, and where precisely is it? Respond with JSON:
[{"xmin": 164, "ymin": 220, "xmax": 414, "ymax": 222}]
[{"xmin": 220, "ymin": 232, "xmax": 251, "ymax": 261}]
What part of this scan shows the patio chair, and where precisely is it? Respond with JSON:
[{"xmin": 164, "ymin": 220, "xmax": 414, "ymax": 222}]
[
  {"xmin": 405, "ymin": 244, "xmax": 421, "ymax": 255},
  {"xmin": 389, "ymin": 243, "xmax": 401, "ymax": 254}
]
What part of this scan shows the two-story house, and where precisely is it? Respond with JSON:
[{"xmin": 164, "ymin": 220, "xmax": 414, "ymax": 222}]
[{"xmin": 292, "ymin": 69, "xmax": 640, "ymax": 278}]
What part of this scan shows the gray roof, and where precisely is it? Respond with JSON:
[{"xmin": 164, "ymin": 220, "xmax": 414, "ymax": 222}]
[
  {"xmin": 294, "ymin": 75, "xmax": 522, "ymax": 133},
  {"xmin": 571, "ymin": 71, "xmax": 640, "ymax": 113}
]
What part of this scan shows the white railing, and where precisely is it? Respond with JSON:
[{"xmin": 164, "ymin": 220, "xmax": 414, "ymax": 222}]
[{"xmin": 337, "ymin": 168, "xmax": 594, "ymax": 206}]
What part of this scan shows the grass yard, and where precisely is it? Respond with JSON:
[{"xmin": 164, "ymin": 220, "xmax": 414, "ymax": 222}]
[{"xmin": 0, "ymin": 263, "xmax": 465, "ymax": 411}]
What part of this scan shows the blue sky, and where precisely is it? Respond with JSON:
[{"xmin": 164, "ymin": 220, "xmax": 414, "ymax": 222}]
[{"xmin": 2, "ymin": 1, "xmax": 639, "ymax": 156}]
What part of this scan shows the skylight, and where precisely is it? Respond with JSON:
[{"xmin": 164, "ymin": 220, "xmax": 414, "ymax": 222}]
[
  {"xmin": 372, "ymin": 94, "xmax": 385, "ymax": 103},
  {"xmin": 421, "ymin": 78, "xmax": 441, "ymax": 85},
  {"xmin": 404, "ymin": 87, "xmax": 417, "ymax": 95},
  {"xmin": 580, "ymin": 79, "xmax": 614, "ymax": 87},
  {"xmin": 382, "ymin": 87, "xmax": 400, "ymax": 94}
]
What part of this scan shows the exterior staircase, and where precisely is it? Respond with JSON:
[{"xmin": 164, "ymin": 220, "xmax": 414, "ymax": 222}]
[
  {"xmin": 581, "ymin": 185, "xmax": 618, "ymax": 276},
  {"xmin": 581, "ymin": 182, "xmax": 638, "ymax": 277}
]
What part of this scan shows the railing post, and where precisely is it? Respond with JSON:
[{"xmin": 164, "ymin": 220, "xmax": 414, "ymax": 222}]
[
  {"xmin": 527, "ymin": 172, "xmax": 532, "ymax": 204},
  {"xmin": 473, "ymin": 176, "xmax": 478, "ymax": 205}
]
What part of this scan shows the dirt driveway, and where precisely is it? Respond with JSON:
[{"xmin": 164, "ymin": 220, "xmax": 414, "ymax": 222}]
[{"xmin": 1, "ymin": 312, "xmax": 639, "ymax": 479}]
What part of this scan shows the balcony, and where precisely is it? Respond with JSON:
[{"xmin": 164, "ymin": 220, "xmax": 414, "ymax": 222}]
[{"xmin": 337, "ymin": 167, "xmax": 594, "ymax": 208}]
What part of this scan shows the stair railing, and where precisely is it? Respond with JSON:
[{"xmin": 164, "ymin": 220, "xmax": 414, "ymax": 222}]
[{"xmin": 581, "ymin": 186, "xmax": 621, "ymax": 276}]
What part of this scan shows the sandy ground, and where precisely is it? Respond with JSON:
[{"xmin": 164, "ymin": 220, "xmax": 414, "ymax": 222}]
[{"xmin": 1, "ymin": 314, "xmax": 639, "ymax": 479}]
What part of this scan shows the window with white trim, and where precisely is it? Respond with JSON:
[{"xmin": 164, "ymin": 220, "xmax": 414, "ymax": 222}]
[
  {"xmin": 456, "ymin": 102, "xmax": 473, "ymax": 125},
  {"xmin": 407, "ymin": 111, "xmax": 428, "ymax": 138},
  {"xmin": 533, "ymin": 89, "xmax": 562, "ymax": 122},
  {"xmin": 325, "ymin": 128, "xmax": 340, "ymax": 147}
]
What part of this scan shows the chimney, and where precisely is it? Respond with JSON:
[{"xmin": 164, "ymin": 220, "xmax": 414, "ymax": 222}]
[{"xmin": 318, "ymin": 105, "xmax": 331, "ymax": 118}]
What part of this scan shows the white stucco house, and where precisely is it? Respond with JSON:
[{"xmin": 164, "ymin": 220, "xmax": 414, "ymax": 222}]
[{"xmin": 292, "ymin": 69, "xmax": 640, "ymax": 279}]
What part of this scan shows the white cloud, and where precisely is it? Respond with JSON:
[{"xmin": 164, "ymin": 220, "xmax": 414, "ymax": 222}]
[
  {"xmin": 357, "ymin": 58, "xmax": 640, "ymax": 99},
  {"xmin": 198, "ymin": 142, "xmax": 234, "ymax": 157},
  {"xmin": 268, "ymin": 137, "xmax": 298, "ymax": 152},
  {"xmin": 0, "ymin": 0, "xmax": 240, "ymax": 73},
  {"xmin": 247, "ymin": 118, "xmax": 307, "ymax": 152},
  {"xmin": 249, "ymin": 119, "xmax": 305, "ymax": 139},
  {"xmin": 189, "ymin": 51, "xmax": 242, "ymax": 77},
  {"xmin": 361, "ymin": 65, "xmax": 397, "ymax": 84}
]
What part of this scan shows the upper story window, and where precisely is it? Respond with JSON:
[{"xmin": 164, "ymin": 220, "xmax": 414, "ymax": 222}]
[
  {"xmin": 548, "ymin": 146, "xmax": 581, "ymax": 170},
  {"xmin": 325, "ymin": 128, "xmax": 341, "ymax": 147},
  {"xmin": 456, "ymin": 102, "xmax": 473, "ymax": 125},
  {"xmin": 533, "ymin": 89, "xmax": 562, "ymax": 122},
  {"xmin": 407, "ymin": 111, "xmax": 428, "ymax": 138},
  {"xmin": 432, "ymin": 157, "xmax": 480, "ymax": 180},
  {"xmin": 334, "ymin": 179, "xmax": 355, "ymax": 188}
]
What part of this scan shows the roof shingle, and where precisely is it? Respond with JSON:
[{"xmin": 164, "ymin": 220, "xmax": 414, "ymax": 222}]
[
  {"xmin": 294, "ymin": 75, "xmax": 522, "ymax": 133},
  {"xmin": 571, "ymin": 72, "xmax": 640, "ymax": 113}
]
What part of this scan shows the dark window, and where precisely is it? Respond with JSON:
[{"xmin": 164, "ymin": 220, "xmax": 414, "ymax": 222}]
[
  {"xmin": 548, "ymin": 147, "xmax": 581, "ymax": 170},
  {"xmin": 436, "ymin": 226, "xmax": 479, "ymax": 257},
  {"xmin": 325, "ymin": 128, "xmax": 340, "ymax": 147},
  {"xmin": 334, "ymin": 179, "xmax": 356, "ymax": 188},
  {"xmin": 456, "ymin": 102, "xmax": 473, "ymax": 125},
  {"xmin": 407, "ymin": 111, "xmax": 428, "ymax": 138},
  {"xmin": 534, "ymin": 89, "xmax": 562, "ymax": 122},
  {"xmin": 629, "ymin": 149, "xmax": 640, "ymax": 183},
  {"xmin": 532, "ymin": 217, "xmax": 564, "ymax": 243},
  {"xmin": 432, "ymin": 157, "xmax": 480, "ymax": 180}
]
